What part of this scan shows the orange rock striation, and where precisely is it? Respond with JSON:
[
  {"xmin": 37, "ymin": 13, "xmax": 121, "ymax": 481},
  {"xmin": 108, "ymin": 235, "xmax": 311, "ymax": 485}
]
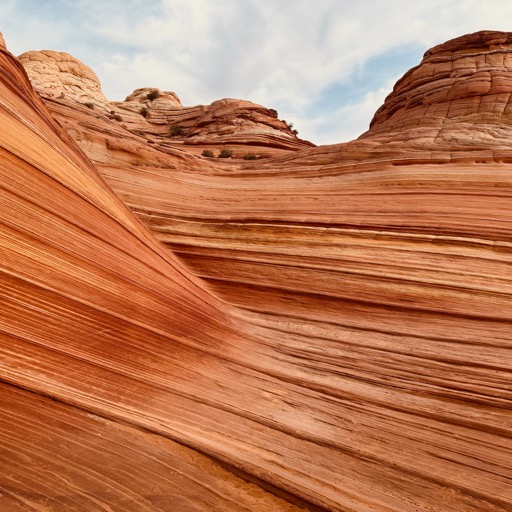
[{"xmin": 0, "ymin": 30, "xmax": 510, "ymax": 511}]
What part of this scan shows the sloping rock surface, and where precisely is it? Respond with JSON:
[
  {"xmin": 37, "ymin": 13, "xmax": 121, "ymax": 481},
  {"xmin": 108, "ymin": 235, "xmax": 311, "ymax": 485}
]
[{"xmin": 0, "ymin": 30, "xmax": 511, "ymax": 512}]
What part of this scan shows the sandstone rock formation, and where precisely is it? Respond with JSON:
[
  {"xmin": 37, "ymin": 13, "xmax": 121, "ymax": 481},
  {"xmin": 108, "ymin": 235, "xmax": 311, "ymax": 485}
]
[
  {"xmin": 19, "ymin": 50, "xmax": 314, "ymax": 159},
  {"xmin": 1, "ymin": 30, "xmax": 511, "ymax": 512},
  {"xmin": 368, "ymin": 30, "xmax": 512, "ymax": 149},
  {"xmin": 19, "ymin": 49, "xmax": 110, "ymax": 108},
  {"xmin": 112, "ymin": 92, "xmax": 310, "ymax": 156}
]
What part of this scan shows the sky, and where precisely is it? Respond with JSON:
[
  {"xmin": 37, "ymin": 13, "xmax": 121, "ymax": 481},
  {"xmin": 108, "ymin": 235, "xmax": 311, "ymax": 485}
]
[{"xmin": 1, "ymin": 0, "xmax": 512, "ymax": 145}]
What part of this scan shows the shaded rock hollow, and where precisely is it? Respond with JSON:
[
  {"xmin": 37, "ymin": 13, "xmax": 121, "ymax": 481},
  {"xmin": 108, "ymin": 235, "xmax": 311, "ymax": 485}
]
[{"xmin": 0, "ymin": 30, "xmax": 510, "ymax": 512}]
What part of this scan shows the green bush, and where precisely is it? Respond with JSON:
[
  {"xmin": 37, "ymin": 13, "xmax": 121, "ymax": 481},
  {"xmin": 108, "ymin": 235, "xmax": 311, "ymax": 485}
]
[
  {"xmin": 202, "ymin": 150, "xmax": 215, "ymax": 157},
  {"xmin": 218, "ymin": 149, "xmax": 233, "ymax": 158},
  {"xmin": 170, "ymin": 125, "xmax": 184, "ymax": 136},
  {"xmin": 84, "ymin": 102, "xmax": 95, "ymax": 109},
  {"xmin": 281, "ymin": 119, "xmax": 298, "ymax": 135},
  {"xmin": 147, "ymin": 89, "xmax": 160, "ymax": 101},
  {"xmin": 269, "ymin": 108, "xmax": 278, "ymax": 117}
]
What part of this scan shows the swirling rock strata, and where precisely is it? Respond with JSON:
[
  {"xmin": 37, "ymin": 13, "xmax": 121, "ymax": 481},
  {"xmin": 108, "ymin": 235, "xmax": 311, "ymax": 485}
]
[
  {"xmin": 0, "ymin": 44, "xmax": 305, "ymax": 511},
  {"xmin": 0, "ymin": 30, "xmax": 511, "ymax": 512}
]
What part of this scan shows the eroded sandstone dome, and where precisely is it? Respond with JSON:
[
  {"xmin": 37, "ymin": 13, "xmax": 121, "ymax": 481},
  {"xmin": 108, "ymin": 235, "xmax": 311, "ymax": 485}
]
[
  {"xmin": 18, "ymin": 49, "xmax": 109, "ymax": 108},
  {"xmin": 19, "ymin": 49, "xmax": 311, "ymax": 155},
  {"xmin": 368, "ymin": 30, "xmax": 512, "ymax": 144}
]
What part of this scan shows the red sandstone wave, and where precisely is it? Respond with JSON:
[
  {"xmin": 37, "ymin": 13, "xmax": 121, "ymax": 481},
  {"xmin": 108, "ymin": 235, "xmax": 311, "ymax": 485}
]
[{"xmin": 0, "ymin": 30, "xmax": 510, "ymax": 511}]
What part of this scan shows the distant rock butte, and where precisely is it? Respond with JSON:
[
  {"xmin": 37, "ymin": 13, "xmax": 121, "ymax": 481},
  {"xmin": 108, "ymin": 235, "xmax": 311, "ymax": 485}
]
[
  {"xmin": 0, "ymin": 30, "xmax": 511, "ymax": 512},
  {"xmin": 124, "ymin": 86, "xmax": 183, "ymax": 108},
  {"xmin": 19, "ymin": 50, "xmax": 314, "ymax": 158}
]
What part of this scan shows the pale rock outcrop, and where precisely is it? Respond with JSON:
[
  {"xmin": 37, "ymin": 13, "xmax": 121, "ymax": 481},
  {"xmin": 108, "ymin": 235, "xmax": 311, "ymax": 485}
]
[{"xmin": 18, "ymin": 49, "xmax": 109, "ymax": 109}]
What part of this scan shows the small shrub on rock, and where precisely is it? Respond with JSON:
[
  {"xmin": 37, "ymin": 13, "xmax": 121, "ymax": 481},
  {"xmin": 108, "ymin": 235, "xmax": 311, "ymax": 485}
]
[
  {"xmin": 218, "ymin": 149, "xmax": 233, "ymax": 158},
  {"xmin": 140, "ymin": 107, "xmax": 149, "ymax": 118},
  {"xmin": 84, "ymin": 102, "xmax": 95, "ymax": 109},
  {"xmin": 243, "ymin": 153, "xmax": 259, "ymax": 160},
  {"xmin": 113, "ymin": 114, "xmax": 123, "ymax": 122},
  {"xmin": 170, "ymin": 125, "xmax": 184, "ymax": 136},
  {"xmin": 147, "ymin": 89, "xmax": 160, "ymax": 101},
  {"xmin": 269, "ymin": 108, "xmax": 278, "ymax": 117},
  {"xmin": 202, "ymin": 150, "xmax": 215, "ymax": 157},
  {"xmin": 281, "ymin": 119, "xmax": 298, "ymax": 135}
]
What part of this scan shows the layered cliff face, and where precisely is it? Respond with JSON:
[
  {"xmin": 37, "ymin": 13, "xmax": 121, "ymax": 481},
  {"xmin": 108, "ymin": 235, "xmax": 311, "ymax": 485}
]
[{"xmin": 0, "ymin": 30, "xmax": 511, "ymax": 512}]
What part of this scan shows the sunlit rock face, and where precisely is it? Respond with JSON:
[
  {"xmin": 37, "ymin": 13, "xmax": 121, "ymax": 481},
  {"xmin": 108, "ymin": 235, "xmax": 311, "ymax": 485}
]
[
  {"xmin": 19, "ymin": 49, "xmax": 110, "ymax": 108},
  {"xmin": 0, "ymin": 30, "xmax": 511, "ymax": 512}
]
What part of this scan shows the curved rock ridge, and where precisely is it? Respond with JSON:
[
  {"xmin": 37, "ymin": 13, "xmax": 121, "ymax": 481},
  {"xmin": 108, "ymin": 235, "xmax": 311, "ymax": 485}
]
[
  {"xmin": 1, "ymin": 31, "xmax": 511, "ymax": 512},
  {"xmin": 263, "ymin": 30, "xmax": 512, "ymax": 173},
  {"xmin": 115, "ymin": 91, "xmax": 310, "ymax": 147},
  {"xmin": 0, "ymin": 43, "xmax": 307, "ymax": 512},
  {"xmin": 19, "ymin": 49, "xmax": 110, "ymax": 108}
]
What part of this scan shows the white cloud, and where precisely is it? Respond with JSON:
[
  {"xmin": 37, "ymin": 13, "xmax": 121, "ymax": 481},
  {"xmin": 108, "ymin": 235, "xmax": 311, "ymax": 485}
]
[{"xmin": 2, "ymin": 0, "xmax": 512, "ymax": 143}]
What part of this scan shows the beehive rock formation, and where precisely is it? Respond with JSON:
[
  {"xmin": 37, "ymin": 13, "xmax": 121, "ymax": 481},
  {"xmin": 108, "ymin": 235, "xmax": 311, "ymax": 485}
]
[
  {"xmin": 0, "ymin": 30, "xmax": 511, "ymax": 511},
  {"xmin": 19, "ymin": 49, "xmax": 110, "ymax": 108},
  {"xmin": 369, "ymin": 30, "xmax": 512, "ymax": 141}
]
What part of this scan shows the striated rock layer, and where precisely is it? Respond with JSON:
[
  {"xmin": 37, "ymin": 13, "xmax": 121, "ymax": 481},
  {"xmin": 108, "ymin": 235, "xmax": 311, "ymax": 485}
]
[{"xmin": 0, "ymin": 30, "xmax": 511, "ymax": 511}]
